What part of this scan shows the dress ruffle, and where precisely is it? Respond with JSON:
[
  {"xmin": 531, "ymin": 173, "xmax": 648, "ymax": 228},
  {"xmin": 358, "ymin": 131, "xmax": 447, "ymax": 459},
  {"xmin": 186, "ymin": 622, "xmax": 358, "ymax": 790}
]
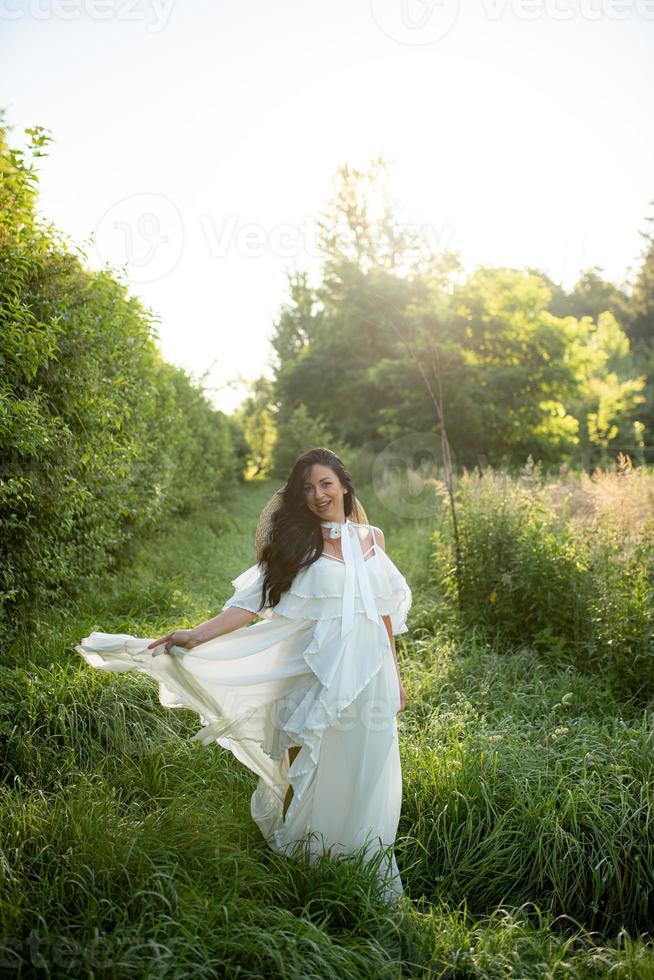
[{"xmin": 224, "ymin": 548, "xmax": 412, "ymax": 636}]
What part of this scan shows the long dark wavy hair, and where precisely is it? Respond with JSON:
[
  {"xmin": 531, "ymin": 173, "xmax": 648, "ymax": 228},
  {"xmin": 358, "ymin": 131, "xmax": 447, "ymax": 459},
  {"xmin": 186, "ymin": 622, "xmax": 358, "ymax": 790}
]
[{"xmin": 258, "ymin": 447, "xmax": 356, "ymax": 610}]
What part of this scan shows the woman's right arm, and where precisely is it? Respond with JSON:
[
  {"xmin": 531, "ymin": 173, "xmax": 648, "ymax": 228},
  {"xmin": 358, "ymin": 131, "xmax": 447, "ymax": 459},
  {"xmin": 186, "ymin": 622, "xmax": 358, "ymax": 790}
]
[
  {"xmin": 147, "ymin": 605, "xmax": 258, "ymax": 653},
  {"xmin": 190, "ymin": 605, "xmax": 257, "ymax": 645}
]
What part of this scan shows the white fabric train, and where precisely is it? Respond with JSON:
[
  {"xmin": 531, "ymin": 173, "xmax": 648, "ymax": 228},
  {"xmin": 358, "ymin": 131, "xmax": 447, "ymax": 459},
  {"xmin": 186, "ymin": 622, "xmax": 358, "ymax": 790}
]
[{"xmin": 76, "ymin": 520, "xmax": 412, "ymax": 901}]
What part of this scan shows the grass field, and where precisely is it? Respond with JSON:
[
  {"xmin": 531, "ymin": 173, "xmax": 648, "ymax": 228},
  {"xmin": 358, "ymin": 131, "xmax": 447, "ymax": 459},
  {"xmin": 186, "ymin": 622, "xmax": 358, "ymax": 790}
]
[{"xmin": 2, "ymin": 476, "xmax": 653, "ymax": 978}]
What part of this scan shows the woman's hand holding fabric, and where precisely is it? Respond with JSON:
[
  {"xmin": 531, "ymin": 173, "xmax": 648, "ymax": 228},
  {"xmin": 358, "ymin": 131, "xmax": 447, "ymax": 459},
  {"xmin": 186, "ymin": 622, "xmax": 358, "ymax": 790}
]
[{"xmin": 147, "ymin": 628, "xmax": 199, "ymax": 655}]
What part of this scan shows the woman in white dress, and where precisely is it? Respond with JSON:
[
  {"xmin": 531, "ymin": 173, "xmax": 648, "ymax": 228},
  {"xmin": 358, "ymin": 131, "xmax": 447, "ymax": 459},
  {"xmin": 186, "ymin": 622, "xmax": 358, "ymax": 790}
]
[{"xmin": 76, "ymin": 448, "xmax": 412, "ymax": 901}]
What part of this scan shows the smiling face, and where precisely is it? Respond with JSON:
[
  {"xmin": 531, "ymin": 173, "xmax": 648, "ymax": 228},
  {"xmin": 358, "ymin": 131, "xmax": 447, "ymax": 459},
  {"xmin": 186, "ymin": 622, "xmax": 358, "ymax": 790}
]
[{"xmin": 303, "ymin": 463, "xmax": 349, "ymax": 522}]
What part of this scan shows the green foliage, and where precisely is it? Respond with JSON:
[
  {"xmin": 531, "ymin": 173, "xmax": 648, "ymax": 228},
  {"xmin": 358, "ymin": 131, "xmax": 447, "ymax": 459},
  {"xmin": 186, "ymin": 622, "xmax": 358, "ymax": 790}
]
[
  {"xmin": 269, "ymin": 158, "xmax": 650, "ymax": 468},
  {"xmin": 269, "ymin": 403, "xmax": 352, "ymax": 481},
  {"xmin": 399, "ymin": 639, "xmax": 654, "ymax": 936},
  {"xmin": 437, "ymin": 460, "xmax": 654, "ymax": 702},
  {"xmin": 1, "ymin": 479, "xmax": 653, "ymax": 976},
  {"xmin": 0, "ymin": 118, "xmax": 247, "ymax": 638},
  {"xmin": 233, "ymin": 375, "xmax": 278, "ymax": 478},
  {"xmin": 628, "ymin": 204, "xmax": 654, "ymax": 349},
  {"xmin": 565, "ymin": 310, "xmax": 646, "ymax": 451},
  {"xmin": 546, "ymin": 264, "xmax": 633, "ymax": 327}
]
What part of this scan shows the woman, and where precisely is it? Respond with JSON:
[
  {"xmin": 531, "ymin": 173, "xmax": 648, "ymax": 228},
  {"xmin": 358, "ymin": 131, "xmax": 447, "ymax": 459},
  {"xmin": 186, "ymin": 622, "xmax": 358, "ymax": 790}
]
[{"xmin": 76, "ymin": 447, "xmax": 412, "ymax": 901}]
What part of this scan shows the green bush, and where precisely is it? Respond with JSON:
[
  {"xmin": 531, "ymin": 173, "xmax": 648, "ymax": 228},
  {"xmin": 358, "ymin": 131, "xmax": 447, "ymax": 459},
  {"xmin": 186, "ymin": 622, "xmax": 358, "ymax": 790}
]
[
  {"xmin": 0, "ymin": 119, "xmax": 248, "ymax": 639},
  {"xmin": 438, "ymin": 461, "xmax": 654, "ymax": 702}
]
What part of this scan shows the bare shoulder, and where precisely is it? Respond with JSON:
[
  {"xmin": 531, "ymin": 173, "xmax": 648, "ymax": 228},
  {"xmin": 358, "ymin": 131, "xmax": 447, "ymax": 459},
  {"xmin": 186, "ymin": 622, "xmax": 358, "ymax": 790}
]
[{"xmin": 370, "ymin": 525, "xmax": 386, "ymax": 551}]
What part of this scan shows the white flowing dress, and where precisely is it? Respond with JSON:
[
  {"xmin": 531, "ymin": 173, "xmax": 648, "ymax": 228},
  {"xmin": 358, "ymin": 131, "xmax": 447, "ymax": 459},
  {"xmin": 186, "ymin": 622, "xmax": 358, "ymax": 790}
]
[{"xmin": 75, "ymin": 520, "xmax": 412, "ymax": 900}]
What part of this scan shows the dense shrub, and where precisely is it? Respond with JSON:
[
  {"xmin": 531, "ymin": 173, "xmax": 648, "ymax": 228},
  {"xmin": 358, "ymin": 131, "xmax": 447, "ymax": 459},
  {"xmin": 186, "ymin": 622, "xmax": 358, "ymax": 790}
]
[
  {"xmin": 438, "ymin": 458, "xmax": 654, "ymax": 702},
  {"xmin": 0, "ymin": 121, "xmax": 248, "ymax": 638}
]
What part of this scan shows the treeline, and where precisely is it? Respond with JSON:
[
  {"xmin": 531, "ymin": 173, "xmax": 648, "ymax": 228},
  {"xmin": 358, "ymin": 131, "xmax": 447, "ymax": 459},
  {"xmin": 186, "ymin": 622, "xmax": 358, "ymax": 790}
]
[
  {"xmin": 249, "ymin": 158, "xmax": 654, "ymax": 478},
  {"xmin": 0, "ymin": 120, "xmax": 248, "ymax": 639}
]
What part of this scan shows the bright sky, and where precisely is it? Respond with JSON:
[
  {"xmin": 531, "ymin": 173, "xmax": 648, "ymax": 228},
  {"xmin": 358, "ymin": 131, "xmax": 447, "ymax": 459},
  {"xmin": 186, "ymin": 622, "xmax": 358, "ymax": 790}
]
[{"xmin": 2, "ymin": 0, "xmax": 653, "ymax": 411}]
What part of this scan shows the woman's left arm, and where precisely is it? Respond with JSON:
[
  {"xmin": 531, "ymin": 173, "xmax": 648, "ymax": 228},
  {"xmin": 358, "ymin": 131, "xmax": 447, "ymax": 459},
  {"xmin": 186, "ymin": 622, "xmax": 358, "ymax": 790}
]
[
  {"xmin": 381, "ymin": 614, "xmax": 407, "ymax": 712},
  {"xmin": 374, "ymin": 525, "xmax": 407, "ymax": 713}
]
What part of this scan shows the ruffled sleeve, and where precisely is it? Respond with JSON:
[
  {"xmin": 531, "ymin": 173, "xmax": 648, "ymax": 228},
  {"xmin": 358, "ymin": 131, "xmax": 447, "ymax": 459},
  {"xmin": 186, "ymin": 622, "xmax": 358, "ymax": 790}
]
[
  {"xmin": 223, "ymin": 548, "xmax": 412, "ymax": 636},
  {"xmin": 222, "ymin": 562, "xmax": 274, "ymax": 619},
  {"xmin": 368, "ymin": 548, "xmax": 413, "ymax": 636}
]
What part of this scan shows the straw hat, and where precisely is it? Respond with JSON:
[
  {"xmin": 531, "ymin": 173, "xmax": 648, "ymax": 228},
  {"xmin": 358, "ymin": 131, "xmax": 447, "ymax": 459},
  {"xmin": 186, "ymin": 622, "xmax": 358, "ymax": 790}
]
[{"xmin": 255, "ymin": 487, "xmax": 370, "ymax": 561}]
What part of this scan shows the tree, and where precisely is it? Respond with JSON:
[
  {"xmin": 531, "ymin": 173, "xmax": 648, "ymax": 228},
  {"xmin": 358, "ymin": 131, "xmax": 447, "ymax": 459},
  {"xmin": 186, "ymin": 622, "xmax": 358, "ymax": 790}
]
[
  {"xmin": 270, "ymin": 155, "xmax": 461, "ymax": 449},
  {"xmin": 566, "ymin": 311, "xmax": 646, "ymax": 460},
  {"xmin": 233, "ymin": 376, "xmax": 277, "ymax": 478},
  {"xmin": 627, "ymin": 204, "xmax": 654, "ymax": 349},
  {"xmin": 270, "ymin": 404, "xmax": 351, "ymax": 481},
  {"xmin": 315, "ymin": 153, "xmax": 457, "ymax": 280},
  {"xmin": 566, "ymin": 266, "xmax": 631, "ymax": 328}
]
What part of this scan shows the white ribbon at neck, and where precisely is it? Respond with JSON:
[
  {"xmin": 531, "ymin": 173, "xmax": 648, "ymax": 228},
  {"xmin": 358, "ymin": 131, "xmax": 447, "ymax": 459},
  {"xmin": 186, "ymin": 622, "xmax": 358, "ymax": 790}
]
[{"xmin": 320, "ymin": 520, "xmax": 379, "ymax": 638}]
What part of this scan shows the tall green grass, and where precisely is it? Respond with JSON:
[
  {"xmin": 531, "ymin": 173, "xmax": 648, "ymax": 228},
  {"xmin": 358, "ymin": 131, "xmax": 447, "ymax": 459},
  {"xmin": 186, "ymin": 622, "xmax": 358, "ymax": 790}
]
[
  {"xmin": 413, "ymin": 457, "xmax": 654, "ymax": 704},
  {"xmin": 398, "ymin": 639, "xmax": 654, "ymax": 935},
  {"xmin": 2, "ymin": 475, "xmax": 653, "ymax": 976}
]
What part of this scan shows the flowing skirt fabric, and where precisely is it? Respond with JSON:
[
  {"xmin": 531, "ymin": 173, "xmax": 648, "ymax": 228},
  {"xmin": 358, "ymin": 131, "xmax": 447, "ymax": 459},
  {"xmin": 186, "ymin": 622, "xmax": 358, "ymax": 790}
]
[{"xmin": 76, "ymin": 608, "xmax": 404, "ymax": 900}]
